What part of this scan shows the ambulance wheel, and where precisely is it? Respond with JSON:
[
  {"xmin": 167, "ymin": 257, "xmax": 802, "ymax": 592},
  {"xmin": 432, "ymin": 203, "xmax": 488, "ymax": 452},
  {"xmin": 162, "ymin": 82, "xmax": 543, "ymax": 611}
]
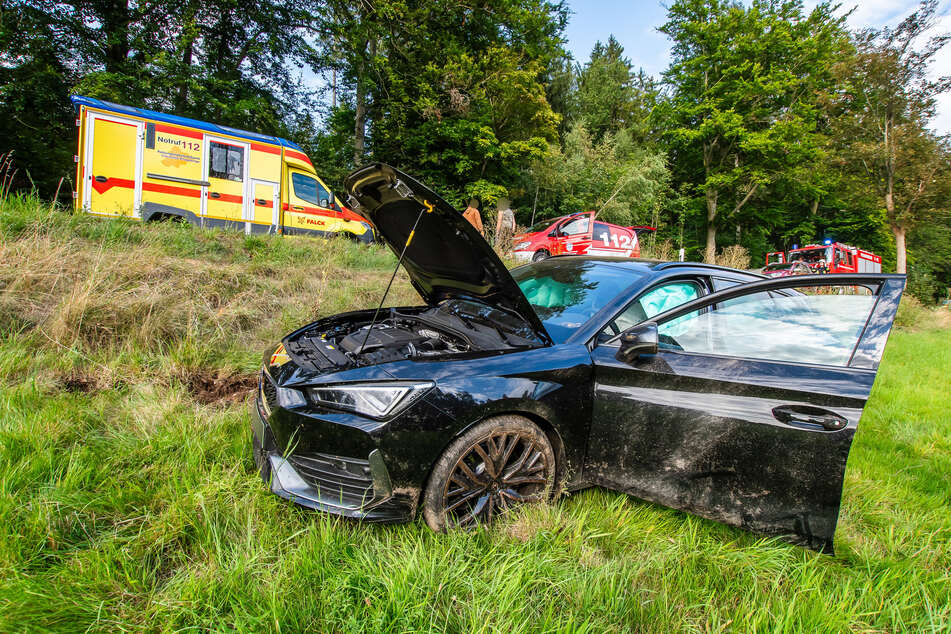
[{"xmin": 532, "ymin": 250, "xmax": 550, "ymax": 262}]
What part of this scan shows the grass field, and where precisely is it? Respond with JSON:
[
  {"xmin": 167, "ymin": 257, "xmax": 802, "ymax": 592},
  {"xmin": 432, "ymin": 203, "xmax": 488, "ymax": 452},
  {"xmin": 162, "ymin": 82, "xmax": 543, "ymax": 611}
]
[{"xmin": 1, "ymin": 198, "xmax": 950, "ymax": 632}]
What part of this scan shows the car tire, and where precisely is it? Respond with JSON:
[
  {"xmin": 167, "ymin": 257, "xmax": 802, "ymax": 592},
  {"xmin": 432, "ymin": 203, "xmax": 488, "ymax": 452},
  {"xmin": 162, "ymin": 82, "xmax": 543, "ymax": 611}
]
[
  {"xmin": 422, "ymin": 415, "xmax": 556, "ymax": 532},
  {"xmin": 532, "ymin": 250, "xmax": 550, "ymax": 262}
]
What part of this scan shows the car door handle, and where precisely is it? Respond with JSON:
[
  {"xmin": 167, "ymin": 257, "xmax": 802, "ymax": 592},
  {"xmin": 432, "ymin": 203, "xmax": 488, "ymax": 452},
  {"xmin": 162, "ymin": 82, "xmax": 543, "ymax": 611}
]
[
  {"xmin": 209, "ymin": 192, "xmax": 221, "ymax": 199},
  {"xmin": 256, "ymin": 198, "xmax": 267, "ymax": 206},
  {"xmin": 291, "ymin": 205, "xmax": 303, "ymax": 211},
  {"xmin": 772, "ymin": 405, "xmax": 848, "ymax": 431},
  {"xmin": 94, "ymin": 175, "xmax": 108, "ymax": 183}
]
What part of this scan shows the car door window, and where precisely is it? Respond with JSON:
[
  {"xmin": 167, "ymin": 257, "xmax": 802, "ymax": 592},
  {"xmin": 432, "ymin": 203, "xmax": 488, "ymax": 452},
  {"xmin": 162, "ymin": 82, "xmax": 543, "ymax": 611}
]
[
  {"xmin": 712, "ymin": 277, "xmax": 743, "ymax": 291},
  {"xmin": 605, "ymin": 280, "xmax": 702, "ymax": 336},
  {"xmin": 291, "ymin": 172, "xmax": 331, "ymax": 207},
  {"xmin": 560, "ymin": 217, "xmax": 589, "ymax": 236},
  {"xmin": 656, "ymin": 284, "xmax": 877, "ymax": 366}
]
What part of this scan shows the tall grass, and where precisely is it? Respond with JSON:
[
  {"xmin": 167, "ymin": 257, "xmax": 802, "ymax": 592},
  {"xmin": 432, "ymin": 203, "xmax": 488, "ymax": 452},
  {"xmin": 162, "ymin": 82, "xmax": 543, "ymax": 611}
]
[{"xmin": 1, "ymin": 197, "xmax": 949, "ymax": 631}]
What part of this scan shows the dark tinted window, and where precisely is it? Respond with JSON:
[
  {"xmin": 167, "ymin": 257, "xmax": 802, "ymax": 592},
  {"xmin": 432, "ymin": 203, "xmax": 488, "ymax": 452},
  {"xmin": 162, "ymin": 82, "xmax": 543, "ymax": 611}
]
[
  {"xmin": 513, "ymin": 260, "xmax": 645, "ymax": 342},
  {"xmin": 209, "ymin": 142, "xmax": 244, "ymax": 181},
  {"xmin": 528, "ymin": 219, "xmax": 559, "ymax": 233},
  {"xmin": 593, "ymin": 222, "xmax": 611, "ymax": 245}
]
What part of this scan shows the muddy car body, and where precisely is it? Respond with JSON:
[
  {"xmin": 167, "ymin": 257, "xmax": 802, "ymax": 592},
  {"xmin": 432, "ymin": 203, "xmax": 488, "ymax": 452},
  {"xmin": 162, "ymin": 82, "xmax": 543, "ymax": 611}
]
[{"xmin": 252, "ymin": 164, "xmax": 904, "ymax": 552}]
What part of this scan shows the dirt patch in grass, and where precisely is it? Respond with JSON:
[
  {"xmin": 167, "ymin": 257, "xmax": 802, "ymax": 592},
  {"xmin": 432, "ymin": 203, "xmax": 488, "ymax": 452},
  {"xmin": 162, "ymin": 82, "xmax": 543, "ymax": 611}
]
[
  {"xmin": 184, "ymin": 369, "xmax": 257, "ymax": 405},
  {"xmin": 57, "ymin": 372, "xmax": 100, "ymax": 393}
]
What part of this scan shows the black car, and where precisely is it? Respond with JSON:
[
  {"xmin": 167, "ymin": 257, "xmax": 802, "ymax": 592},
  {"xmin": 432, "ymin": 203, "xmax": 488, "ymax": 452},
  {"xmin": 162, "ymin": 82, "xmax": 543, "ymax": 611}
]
[{"xmin": 251, "ymin": 165, "xmax": 904, "ymax": 552}]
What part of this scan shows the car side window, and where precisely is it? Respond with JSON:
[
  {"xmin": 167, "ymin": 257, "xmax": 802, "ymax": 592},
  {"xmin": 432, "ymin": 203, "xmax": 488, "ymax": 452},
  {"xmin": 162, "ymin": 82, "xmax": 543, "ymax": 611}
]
[
  {"xmin": 656, "ymin": 285, "xmax": 877, "ymax": 366},
  {"xmin": 602, "ymin": 280, "xmax": 702, "ymax": 339},
  {"xmin": 712, "ymin": 277, "xmax": 743, "ymax": 291},
  {"xmin": 560, "ymin": 217, "xmax": 589, "ymax": 236},
  {"xmin": 292, "ymin": 172, "xmax": 331, "ymax": 207}
]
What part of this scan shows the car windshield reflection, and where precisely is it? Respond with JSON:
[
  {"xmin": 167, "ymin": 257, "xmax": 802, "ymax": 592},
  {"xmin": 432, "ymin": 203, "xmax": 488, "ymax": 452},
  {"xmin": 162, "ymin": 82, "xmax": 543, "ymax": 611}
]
[{"xmin": 513, "ymin": 260, "xmax": 645, "ymax": 343}]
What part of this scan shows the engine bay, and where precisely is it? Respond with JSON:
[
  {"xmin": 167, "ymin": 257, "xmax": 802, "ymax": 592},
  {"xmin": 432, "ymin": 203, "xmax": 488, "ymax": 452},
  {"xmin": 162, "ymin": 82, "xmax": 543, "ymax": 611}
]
[{"xmin": 283, "ymin": 301, "xmax": 542, "ymax": 372}]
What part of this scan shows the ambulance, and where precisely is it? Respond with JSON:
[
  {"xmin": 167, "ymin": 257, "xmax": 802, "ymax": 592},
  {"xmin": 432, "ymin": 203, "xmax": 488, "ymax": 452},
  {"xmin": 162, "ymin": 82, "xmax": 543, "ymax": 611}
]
[{"xmin": 71, "ymin": 96, "xmax": 374, "ymax": 242}]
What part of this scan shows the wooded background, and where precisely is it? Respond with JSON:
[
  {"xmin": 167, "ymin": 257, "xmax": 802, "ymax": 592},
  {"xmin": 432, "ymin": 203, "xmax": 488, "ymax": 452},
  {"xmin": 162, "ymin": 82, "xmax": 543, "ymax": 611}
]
[{"xmin": 2, "ymin": 0, "xmax": 950, "ymax": 301}]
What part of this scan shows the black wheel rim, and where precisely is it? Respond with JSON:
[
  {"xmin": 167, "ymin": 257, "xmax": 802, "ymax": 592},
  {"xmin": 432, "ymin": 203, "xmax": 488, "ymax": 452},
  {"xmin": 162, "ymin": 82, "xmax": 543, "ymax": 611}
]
[{"xmin": 443, "ymin": 431, "xmax": 551, "ymax": 528}]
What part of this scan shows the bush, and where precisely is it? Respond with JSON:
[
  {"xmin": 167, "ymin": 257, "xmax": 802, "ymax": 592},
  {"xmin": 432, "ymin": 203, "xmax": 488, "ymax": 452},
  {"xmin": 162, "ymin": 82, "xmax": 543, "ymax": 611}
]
[
  {"xmin": 894, "ymin": 294, "xmax": 951, "ymax": 330},
  {"xmin": 714, "ymin": 245, "xmax": 752, "ymax": 270}
]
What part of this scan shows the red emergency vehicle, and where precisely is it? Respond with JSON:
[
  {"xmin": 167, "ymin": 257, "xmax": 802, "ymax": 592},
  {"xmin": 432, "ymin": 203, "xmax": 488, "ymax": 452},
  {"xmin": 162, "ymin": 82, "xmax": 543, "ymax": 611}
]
[
  {"xmin": 512, "ymin": 211, "xmax": 655, "ymax": 263},
  {"xmin": 766, "ymin": 242, "xmax": 882, "ymax": 273}
]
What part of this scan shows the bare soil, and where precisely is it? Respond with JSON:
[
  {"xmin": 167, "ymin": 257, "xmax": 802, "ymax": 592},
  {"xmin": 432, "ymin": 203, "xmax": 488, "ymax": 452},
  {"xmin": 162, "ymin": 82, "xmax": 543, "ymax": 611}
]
[{"xmin": 184, "ymin": 370, "xmax": 257, "ymax": 405}]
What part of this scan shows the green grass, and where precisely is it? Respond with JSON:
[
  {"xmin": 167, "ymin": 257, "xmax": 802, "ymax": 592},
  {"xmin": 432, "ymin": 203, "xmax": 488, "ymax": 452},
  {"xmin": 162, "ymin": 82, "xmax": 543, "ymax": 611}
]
[{"xmin": 1, "ymin": 198, "xmax": 950, "ymax": 632}]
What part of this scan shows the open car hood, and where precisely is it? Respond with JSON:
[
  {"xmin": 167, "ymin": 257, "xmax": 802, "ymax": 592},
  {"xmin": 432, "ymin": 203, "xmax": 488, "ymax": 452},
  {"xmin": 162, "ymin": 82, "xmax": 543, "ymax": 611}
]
[{"xmin": 344, "ymin": 164, "xmax": 551, "ymax": 345}]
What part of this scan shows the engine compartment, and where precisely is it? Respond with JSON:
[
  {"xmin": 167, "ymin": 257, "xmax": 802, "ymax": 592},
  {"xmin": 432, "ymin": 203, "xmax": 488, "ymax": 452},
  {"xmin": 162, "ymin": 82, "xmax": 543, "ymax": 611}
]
[{"xmin": 283, "ymin": 301, "xmax": 541, "ymax": 372}]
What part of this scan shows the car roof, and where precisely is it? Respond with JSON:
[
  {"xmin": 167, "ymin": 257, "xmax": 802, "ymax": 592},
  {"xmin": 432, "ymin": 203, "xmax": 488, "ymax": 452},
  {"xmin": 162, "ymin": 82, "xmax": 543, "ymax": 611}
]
[{"xmin": 539, "ymin": 255, "xmax": 766, "ymax": 279}]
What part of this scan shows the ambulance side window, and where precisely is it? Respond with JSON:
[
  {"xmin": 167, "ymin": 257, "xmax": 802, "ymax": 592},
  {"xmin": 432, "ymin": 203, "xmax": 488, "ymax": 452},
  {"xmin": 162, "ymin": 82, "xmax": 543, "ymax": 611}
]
[
  {"xmin": 292, "ymin": 173, "xmax": 331, "ymax": 207},
  {"xmin": 209, "ymin": 142, "xmax": 244, "ymax": 182}
]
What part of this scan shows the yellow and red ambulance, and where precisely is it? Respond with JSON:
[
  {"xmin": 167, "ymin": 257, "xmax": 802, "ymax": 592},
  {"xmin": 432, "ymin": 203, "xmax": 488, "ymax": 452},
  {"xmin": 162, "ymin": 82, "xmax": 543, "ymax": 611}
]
[{"xmin": 71, "ymin": 96, "xmax": 374, "ymax": 242}]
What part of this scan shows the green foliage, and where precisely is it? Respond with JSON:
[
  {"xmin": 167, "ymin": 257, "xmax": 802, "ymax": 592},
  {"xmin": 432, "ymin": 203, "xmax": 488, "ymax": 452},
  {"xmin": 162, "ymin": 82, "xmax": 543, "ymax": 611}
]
[
  {"xmin": 826, "ymin": 0, "xmax": 951, "ymax": 274},
  {"xmin": 532, "ymin": 123, "xmax": 669, "ymax": 226},
  {"xmin": 659, "ymin": 0, "xmax": 849, "ymax": 261},
  {"xmin": 570, "ymin": 36, "xmax": 660, "ymax": 145},
  {"xmin": 0, "ymin": 0, "xmax": 322, "ymax": 199}
]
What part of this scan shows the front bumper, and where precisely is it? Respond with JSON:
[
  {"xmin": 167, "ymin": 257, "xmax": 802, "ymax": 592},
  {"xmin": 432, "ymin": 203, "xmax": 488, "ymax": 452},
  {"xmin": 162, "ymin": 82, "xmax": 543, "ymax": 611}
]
[{"xmin": 251, "ymin": 384, "xmax": 414, "ymax": 522}]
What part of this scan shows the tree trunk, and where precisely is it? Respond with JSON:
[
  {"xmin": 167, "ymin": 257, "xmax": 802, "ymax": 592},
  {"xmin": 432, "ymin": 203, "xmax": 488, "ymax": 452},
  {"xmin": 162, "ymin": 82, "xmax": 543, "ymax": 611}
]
[
  {"xmin": 892, "ymin": 224, "xmax": 907, "ymax": 274},
  {"xmin": 353, "ymin": 38, "xmax": 375, "ymax": 166},
  {"xmin": 175, "ymin": 38, "xmax": 194, "ymax": 112},
  {"xmin": 354, "ymin": 67, "xmax": 366, "ymax": 166},
  {"xmin": 704, "ymin": 187, "xmax": 718, "ymax": 263},
  {"xmin": 101, "ymin": 0, "xmax": 132, "ymax": 74}
]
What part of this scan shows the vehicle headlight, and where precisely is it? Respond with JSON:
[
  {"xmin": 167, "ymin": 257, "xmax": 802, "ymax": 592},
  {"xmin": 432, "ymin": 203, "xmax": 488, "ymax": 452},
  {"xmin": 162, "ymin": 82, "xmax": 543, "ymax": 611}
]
[
  {"xmin": 514, "ymin": 241, "xmax": 531, "ymax": 250},
  {"xmin": 277, "ymin": 385, "xmax": 306, "ymax": 409},
  {"xmin": 309, "ymin": 382, "xmax": 433, "ymax": 419}
]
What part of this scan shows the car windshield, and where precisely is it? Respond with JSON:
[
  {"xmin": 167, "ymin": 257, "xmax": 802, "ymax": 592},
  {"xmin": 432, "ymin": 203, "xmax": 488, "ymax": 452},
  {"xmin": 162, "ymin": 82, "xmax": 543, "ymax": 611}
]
[
  {"xmin": 512, "ymin": 259, "xmax": 645, "ymax": 343},
  {"xmin": 526, "ymin": 218, "xmax": 559, "ymax": 233}
]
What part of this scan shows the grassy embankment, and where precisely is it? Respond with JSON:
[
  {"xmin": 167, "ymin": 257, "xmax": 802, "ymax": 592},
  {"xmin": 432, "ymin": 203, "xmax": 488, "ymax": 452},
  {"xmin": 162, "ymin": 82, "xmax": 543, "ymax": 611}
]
[{"xmin": 1, "ymin": 197, "xmax": 950, "ymax": 632}]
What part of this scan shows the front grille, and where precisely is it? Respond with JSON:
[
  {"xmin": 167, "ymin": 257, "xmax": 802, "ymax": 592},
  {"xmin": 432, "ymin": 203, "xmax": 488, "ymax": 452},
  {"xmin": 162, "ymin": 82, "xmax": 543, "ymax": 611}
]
[
  {"xmin": 261, "ymin": 372, "xmax": 278, "ymax": 413},
  {"xmin": 286, "ymin": 453, "xmax": 375, "ymax": 509}
]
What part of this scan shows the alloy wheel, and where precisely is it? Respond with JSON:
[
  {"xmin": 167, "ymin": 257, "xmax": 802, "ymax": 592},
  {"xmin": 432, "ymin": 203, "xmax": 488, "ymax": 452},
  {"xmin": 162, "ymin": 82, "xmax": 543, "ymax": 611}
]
[{"xmin": 442, "ymin": 431, "xmax": 551, "ymax": 527}]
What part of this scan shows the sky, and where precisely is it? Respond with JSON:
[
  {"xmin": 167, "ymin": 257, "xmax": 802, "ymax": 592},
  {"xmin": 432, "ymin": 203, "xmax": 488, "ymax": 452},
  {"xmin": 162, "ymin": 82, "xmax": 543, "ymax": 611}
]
[{"xmin": 563, "ymin": 0, "xmax": 951, "ymax": 133}]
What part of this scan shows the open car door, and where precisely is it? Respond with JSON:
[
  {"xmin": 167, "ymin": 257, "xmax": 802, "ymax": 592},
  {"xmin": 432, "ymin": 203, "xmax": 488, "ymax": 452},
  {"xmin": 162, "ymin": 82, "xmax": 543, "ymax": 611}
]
[{"xmin": 586, "ymin": 274, "xmax": 904, "ymax": 552}]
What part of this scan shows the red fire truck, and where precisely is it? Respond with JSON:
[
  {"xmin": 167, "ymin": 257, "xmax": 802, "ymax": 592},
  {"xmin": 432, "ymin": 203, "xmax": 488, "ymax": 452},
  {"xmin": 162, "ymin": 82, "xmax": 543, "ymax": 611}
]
[{"xmin": 766, "ymin": 241, "xmax": 882, "ymax": 273}]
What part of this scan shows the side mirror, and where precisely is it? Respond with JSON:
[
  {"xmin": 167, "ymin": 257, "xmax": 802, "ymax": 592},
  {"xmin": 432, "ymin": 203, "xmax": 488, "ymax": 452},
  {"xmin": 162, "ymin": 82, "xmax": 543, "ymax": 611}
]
[{"xmin": 615, "ymin": 322, "xmax": 658, "ymax": 364}]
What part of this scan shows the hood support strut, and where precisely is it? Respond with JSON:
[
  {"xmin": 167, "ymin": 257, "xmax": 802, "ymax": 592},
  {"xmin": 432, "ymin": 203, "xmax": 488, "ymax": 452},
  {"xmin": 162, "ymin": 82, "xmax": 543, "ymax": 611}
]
[{"xmin": 358, "ymin": 195, "xmax": 433, "ymax": 353}]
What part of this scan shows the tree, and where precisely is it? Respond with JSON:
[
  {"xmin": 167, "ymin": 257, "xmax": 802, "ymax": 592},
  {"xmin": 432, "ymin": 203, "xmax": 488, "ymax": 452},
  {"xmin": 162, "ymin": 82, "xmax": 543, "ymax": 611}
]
[
  {"xmin": 659, "ymin": 0, "xmax": 847, "ymax": 262},
  {"xmin": 830, "ymin": 0, "xmax": 951, "ymax": 274},
  {"xmin": 571, "ymin": 36, "xmax": 658, "ymax": 144},
  {"xmin": 531, "ymin": 122, "xmax": 669, "ymax": 226},
  {"xmin": 0, "ymin": 0, "xmax": 323, "ymax": 198}
]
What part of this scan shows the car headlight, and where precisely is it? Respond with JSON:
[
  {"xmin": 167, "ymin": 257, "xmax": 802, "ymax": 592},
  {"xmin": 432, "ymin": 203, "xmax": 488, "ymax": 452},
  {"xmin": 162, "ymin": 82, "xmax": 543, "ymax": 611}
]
[
  {"xmin": 309, "ymin": 382, "xmax": 433, "ymax": 419},
  {"xmin": 277, "ymin": 385, "xmax": 306, "ymax": 409},
  {"xmin": 514, "ymin": 241, "xmax": 531, "ymax": 250}
]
